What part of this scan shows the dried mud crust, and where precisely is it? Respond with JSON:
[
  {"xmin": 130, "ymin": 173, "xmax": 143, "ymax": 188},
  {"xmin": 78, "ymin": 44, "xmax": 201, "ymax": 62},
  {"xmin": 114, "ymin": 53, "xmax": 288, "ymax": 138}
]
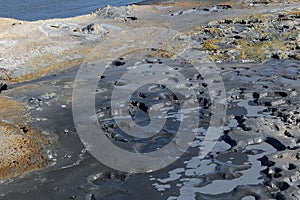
[
  {"xmin": 0, "ymin": 97, "xmax": 51, "ymax": 180},
  {"xmin": 187, "ymin": 8, "xmax": 300, "ymax": 62}
]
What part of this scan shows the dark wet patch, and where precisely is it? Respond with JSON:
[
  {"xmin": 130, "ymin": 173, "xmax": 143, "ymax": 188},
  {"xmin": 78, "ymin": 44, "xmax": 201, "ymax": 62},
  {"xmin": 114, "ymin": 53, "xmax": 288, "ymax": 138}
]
[
  {"xmin": 265, "ymin": 137, "xmax": 286, "ymax": 151},
  {"xmin": 0, "ymin": 83, "xmax": 7, "ymax": 92},
  {"xmin": 126, "ymin": 16, "xmax": 138, "ymax": 21},
  {"xmin": 222, "ymin": 130, "xmax": 237, "ymax": 147},
  {"xmin": 112, "ymin": 60, "xmax": 126, "ymax": 66},
  {"xmin": 258, "ymin": 156, "xmax": 275, "ymax": 167}
]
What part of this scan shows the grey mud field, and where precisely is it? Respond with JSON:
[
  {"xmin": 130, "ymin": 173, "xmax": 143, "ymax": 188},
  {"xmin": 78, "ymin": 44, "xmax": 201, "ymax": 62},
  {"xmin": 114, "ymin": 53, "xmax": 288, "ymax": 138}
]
[{"xmin": 0, "ymin": 0, "xmax": 300, "ymax": 199}]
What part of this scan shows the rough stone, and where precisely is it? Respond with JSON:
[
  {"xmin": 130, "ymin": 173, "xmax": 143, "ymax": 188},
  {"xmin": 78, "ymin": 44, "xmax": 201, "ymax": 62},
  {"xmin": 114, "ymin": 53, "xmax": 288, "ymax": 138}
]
[
  {"xmin": 82, "ymin": 23, "xmax": 100, "ymax": 33},
  {"xmin": 0, "ymin": 97, "xmax": 51, "ymax": 180}
]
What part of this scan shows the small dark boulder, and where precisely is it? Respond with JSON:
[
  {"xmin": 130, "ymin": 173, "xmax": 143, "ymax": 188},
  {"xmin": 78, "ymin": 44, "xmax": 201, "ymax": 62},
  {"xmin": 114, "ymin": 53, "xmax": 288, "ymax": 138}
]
[
  {"xmin": 81, "ymin": 23, "xmax": 100, "ymax": 33},
  {"xmin": 0, "ymin": 69, "xmax": 9, "ymax": 93}
]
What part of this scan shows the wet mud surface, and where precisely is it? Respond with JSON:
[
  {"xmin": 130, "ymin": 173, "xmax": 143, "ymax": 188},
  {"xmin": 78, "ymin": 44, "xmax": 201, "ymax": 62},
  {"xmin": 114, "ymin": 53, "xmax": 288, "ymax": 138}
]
[
  {"xmin": 0, "ymin": 1, "xmax": 300, "ymax": 200},
  {"xmin": 1, "ymin": 55, "xmax": 300, "ymax": 199}
]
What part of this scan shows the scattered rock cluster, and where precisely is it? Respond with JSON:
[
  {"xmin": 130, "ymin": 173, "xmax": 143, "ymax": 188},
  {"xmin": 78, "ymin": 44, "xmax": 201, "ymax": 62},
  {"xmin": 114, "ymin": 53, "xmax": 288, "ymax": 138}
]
[
  {"xmin": 188, "ymin": 9, "xmax": 300, "ymax": 62},
  {"xmin": 93, "ymin": 5, "xmax": 139, "ymax": 23},
  {"xmin": 73, "ymin": 23, "xmax": 100, "ymax": 34}
]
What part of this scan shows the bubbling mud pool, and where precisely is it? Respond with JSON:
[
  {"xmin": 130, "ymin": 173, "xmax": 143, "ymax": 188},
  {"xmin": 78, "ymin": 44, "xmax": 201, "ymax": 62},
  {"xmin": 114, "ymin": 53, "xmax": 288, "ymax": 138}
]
[{"xmin": 0, "ymin": 56, "xmax": 300, "ymax": 199}]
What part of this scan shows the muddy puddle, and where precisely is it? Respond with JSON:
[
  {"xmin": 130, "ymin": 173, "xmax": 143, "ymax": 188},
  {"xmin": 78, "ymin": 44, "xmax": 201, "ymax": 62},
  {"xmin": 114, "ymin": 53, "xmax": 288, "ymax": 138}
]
[{"xmin": 0, "ymin": 54, "xmax": 300, "ymax": 199}]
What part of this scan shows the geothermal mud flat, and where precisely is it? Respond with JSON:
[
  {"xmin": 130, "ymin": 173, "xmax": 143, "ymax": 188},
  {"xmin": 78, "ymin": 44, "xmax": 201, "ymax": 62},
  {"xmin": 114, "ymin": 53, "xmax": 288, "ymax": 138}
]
[{"xmin": 0, "ymin": 1, "xmax": 300, "ymax": 199}]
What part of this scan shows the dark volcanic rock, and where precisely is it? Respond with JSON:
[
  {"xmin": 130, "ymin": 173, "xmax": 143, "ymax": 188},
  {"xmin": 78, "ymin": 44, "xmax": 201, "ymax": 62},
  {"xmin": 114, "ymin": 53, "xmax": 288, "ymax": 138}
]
[
  {"xmin": 82, "ymin": 23, "xmax": 100, "ymax": 33},
  {"xmin": 0, "ymin": 69, "xmax": 9, "ymax": 93}
]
